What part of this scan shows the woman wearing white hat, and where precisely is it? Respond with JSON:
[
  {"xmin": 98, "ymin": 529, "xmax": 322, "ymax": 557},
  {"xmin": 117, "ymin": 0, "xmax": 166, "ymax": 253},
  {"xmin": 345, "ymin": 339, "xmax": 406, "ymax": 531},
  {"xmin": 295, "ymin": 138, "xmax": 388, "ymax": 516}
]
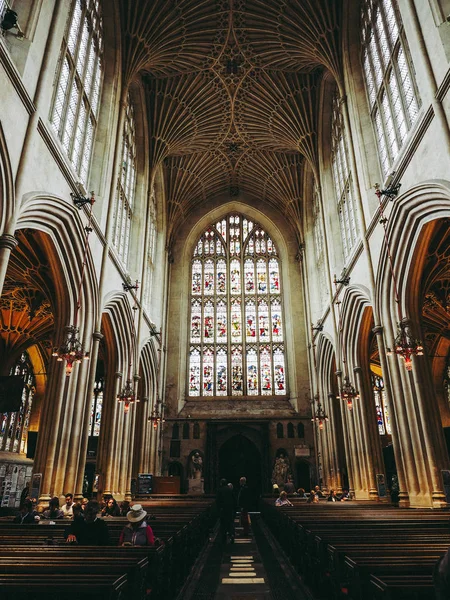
[{"xmin": 118, "ymin": 504, "xmax": 155, "ymax": 546}]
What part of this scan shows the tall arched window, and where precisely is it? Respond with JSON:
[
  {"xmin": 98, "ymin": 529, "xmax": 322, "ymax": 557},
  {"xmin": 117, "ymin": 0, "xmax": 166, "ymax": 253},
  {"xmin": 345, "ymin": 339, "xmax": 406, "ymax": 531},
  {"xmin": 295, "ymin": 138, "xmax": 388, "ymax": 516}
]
[
  {"xmin": 112, "ymin": 94, "xmax": 137, "ymax": 265},
  {"xmin": 188, "ymin": 214, "xmax": 286, "ymax": 398},
  {"xmin": 89, "ymin": 377, "xmax": 104, "ymax": 436},
  {"xmin": 144, "ymin": 187, "xmax": 157, "ymax": 311},
  {"xmin": 331, "ymin": 92, "xmax": 359, "ymax": 262},
  {"xmin": 372, "ymin": 373, "xmax": 392, "ymax": 435},
  {"xmin": 361, "ymin": 0, "xmax": 420, "ymax": 176},
  {"xmin": 51, "ymin": 0, "xmax": 104, "ymax": 185},
  {"xmin": 0, "ymin": 352, "xmax": 35, "ymax": 454}
]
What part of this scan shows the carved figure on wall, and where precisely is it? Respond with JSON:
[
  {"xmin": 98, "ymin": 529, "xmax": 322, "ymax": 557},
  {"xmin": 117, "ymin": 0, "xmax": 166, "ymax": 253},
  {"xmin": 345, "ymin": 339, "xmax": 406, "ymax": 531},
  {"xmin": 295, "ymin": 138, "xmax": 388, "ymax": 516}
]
[
  {"xmin": 188, "ymin": 451, "xmax": 204, "ymax": 479},
  {"xmin": 272, "ymin": 451, "xmax": 291, "ymax": 487}
]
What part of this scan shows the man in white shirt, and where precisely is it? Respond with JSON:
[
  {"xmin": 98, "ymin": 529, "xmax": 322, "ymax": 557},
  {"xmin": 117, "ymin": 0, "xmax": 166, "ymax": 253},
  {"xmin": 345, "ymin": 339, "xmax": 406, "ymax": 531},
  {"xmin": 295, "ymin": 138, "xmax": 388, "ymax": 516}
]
[{"xmin": 61, "ymin": 493, "xmax": 74, "ymax": 517}]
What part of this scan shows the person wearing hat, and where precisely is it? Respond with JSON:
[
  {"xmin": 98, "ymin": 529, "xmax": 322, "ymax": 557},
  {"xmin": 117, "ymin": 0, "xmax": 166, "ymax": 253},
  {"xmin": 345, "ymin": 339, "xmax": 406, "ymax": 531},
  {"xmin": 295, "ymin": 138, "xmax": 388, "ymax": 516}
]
[{"xmin": 119, "ymin": 504, "xmax": 155, "ymax": 547}]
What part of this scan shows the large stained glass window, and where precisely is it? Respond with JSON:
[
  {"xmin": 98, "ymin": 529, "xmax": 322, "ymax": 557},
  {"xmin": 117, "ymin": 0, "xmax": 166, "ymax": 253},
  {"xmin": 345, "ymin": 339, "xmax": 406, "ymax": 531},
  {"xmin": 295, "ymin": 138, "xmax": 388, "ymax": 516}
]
[
  {"xmin": 0, "ymin": 352, "xmax": 35, "ymax": 454},
  {"xmin": 361, "ymin": 0, "xmax": 420, "ymax": 176},
  {"xmin": 188, "ymin": 215, "xmax": 286, "ymax": 398}
]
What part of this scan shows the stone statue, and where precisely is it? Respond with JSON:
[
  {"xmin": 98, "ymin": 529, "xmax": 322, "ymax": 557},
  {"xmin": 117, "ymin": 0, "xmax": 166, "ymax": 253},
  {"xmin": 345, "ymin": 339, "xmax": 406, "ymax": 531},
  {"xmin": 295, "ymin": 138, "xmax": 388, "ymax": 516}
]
[
  {"xmin": 272, "ymin": 452, "xmax": 290, "ymax": 487},
  {"xmin": 189, "ymin": 451, "xmax": 203, "ymax": 479}
]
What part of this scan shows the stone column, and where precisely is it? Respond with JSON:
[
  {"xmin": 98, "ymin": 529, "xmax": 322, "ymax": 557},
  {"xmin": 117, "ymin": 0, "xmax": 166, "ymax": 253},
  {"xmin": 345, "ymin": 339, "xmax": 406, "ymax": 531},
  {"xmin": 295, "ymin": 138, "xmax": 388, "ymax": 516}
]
[
  {"xmin": 373, "ymin": 325, "xmax": 409, "ymax": 505},
  {"xmin": 0, "ymin": 234, "xmax": 18, "ymax": 296},
  {"xmin": 328, "ymin": 393, "xmax": 343, "ymax": 494},
  {"xmin": 100, "ymin": 372, "xmax": 122, "ymax": 496}
]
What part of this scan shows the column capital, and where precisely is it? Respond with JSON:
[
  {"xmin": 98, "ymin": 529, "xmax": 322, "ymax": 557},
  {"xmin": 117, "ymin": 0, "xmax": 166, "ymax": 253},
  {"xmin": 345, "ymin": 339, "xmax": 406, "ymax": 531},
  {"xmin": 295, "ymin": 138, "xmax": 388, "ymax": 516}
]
[
  {"xmin": 335, "ymin": 369, "xmax": 342, "ymax": 377},
  {"xmin": 133, "ymin": 374, "xmax": 141, "ymax": 382},
  {"xmin": 372, "ymin": 325, "xmax": 384, "ymax": 336},
  {"xmin": 327, "ymin": 392, "xmax": 336, "ymax": 400},
  {"xmin": 353, "ymin": 366, "xmax": 363, "ymax": 374},
  {"xmin": 92, "ymin": 331, "xmax": 104, "ymax": 342},
  {"xmin": 115, "ymin": 371, "xmax": 122, "ymax": 379},
  {"xmin": 0, "ymin": 233, "xmax": 18, "ymax": 251}
]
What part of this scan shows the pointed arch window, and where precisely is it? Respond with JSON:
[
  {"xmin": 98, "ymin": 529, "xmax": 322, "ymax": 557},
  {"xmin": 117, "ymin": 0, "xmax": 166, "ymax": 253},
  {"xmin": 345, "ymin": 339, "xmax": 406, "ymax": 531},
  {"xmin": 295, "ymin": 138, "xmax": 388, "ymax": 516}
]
[
  {"xmin": 112, "ymin": 94, "xmax": 137, "ymax": 265},
  {"xmin": 89, "ymin": 377, "xmax": 104, "ymax": 436},
  {"xmin": 51, "ymin": 0, "xmax": 103, "ymax": 185},
  {"xmin": 144, "ymin": 187, "xmax": 157, "ymax": 311},
  {"xmin": 372, "ymin": 373, "xmax": 392, "ymax": 435},
  {"xmin": 277, "ymin": 423, "xmax": 284, "ymax": 439},
  {"xmin": 331, "ymin": 92, "xmax": 359, "ymax": 262},
  {"xmin": 361, "ymin": 0, "xmax": 420, "ymax": 176},
  {"xmin": 188, "ymin": 215, "xmax": 287, "ymax": 398},
  {"xmin": 0, "ymin": 352, "xmax": 35, "ymax": 454},
  {"xmin": 287, "ymin": 423, "xmax": 295, "ymax": 438}
]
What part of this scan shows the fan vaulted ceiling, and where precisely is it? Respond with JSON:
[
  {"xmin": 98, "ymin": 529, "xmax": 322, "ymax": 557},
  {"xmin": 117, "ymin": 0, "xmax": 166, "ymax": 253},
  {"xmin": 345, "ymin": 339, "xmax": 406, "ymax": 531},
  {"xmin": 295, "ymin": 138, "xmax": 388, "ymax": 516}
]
[{"xmin": 119, "ymin": 0, "xmax": 343, "ymax": 243}]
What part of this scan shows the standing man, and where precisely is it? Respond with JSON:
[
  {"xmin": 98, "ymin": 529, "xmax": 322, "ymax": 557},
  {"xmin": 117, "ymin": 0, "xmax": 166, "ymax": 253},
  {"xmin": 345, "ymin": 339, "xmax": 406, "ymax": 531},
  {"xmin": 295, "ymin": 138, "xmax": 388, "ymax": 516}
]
[
  {"xmin": 237, "ymin": 476, "xmax": 251, "ymax": 537},
  {"xmin": 216, "ymin": 478, "xmax": 236, "ymax": 543}
]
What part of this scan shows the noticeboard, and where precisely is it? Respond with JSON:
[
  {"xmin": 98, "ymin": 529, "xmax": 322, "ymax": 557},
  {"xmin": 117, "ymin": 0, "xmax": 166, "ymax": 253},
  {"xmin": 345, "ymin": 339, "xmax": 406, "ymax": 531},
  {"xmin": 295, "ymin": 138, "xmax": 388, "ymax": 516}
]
[{"xmin": 137, "ymin": 473, "xmax": 153, "ymax": 495}]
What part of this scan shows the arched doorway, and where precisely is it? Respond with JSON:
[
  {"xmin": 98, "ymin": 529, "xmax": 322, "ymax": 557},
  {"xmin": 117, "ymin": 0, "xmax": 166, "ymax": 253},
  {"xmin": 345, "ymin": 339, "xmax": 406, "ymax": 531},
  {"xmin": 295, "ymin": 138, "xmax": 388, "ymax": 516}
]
[{"xmin": 218, "ymin": 434, "xmax": 261, "ymax": 509}]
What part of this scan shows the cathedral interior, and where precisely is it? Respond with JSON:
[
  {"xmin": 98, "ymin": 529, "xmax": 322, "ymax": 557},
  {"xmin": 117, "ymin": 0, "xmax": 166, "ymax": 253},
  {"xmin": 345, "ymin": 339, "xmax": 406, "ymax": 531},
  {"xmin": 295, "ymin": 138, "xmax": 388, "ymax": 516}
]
[{"xmin": 0, "ymin": 0, "xmax": 450, "ymax": 513}]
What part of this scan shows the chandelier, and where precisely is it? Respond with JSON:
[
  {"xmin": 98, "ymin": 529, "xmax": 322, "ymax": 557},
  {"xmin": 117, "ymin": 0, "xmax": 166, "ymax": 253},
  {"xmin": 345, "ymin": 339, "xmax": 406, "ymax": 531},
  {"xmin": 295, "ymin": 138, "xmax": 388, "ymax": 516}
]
[
  {"xmin": 148, "ymin": 409, "xmax": 165, "ymax": 430},
  {"xmin": 374, "ymin": 180, "xmax": 424, "ymax": 371},
  {"xmin": 52, "ymin": 325, "xmax": 90, "ymax": 376},
  {"xmin": 52, "ymin": 192, "xmax": 94, "ymax": 375},
  {"xmin": 311, "ymin": 403, "xmax": 329, "ymax": 430},
  {"xmin": 117, "ymin": 375, "xmax": 139, "ymax": 414},
  {"xmin": 338, "ymin": 375, "xmax": 360, "ymax": 410},
  {"xmin": 386, "ymin": 321, "xmax": 424, "ymax": 371}
]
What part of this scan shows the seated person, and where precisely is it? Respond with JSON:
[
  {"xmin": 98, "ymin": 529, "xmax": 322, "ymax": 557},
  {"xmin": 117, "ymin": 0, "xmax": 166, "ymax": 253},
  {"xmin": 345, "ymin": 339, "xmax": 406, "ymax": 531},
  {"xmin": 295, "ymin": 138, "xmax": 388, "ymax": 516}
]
[
  {"xmin": 314, "ymin": 485, "xmax": 325, "ymax": 498},
  {"xmin": 296, "ymin": 487, "xmax": 306, "ymax": 498},
  {"xmin": 119, "ymin": 500, "xmax": 130, "ymax": 517},
  {"xmin": 101, "ymin": 495, "xmax": 121, "ymax": 517},
  {"xmin": 340, "ymin": 489, "xmax": 350, "ymax": 501},
  {"xmin": 65, "ymin": 501, "xmax": 110, "ymax": 545},
  {"xmin": 119, "ymin": 504, "xmax": 155, "ymax": 546},
  {"xmin": 42, "ymin": 497, "xmax": 64, "ymax": 519},
  {"xmin": 307, "ymin": 490, "xmax": 319, "ymax": 503},
  {"xmin": 327, "ymin": 489, "xmax": 341, "ymax": 502},
  {"xmin": 13, "ymin": 498, "xmax": 40, "ymax": 523},
  {"xmin": 284, "ymin": 477, "xmax": 296, "ymax": 495},
  {"xmin": 275, "ymin": 491, "xmax": 293, "ymax": 507},
  {"xmin": 61, "ymin": 493, "xmax": 74, "ymax": 518}
]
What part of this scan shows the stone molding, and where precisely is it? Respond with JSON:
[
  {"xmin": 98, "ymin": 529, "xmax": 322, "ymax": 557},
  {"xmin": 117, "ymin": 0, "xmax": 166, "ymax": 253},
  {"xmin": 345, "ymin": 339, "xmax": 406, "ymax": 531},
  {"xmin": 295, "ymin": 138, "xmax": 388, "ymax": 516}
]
[{"xmin": 0, "ymin": 40, "xmax": 35, "ymax": 115}]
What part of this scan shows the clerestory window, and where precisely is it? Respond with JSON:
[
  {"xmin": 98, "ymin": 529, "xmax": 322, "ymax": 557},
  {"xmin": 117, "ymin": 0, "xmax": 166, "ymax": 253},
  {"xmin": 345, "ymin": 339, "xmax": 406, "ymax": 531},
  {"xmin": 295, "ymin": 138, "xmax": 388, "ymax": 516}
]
[
  {"xmin": 331, "ymin": 92, "xmax": 359, "ymax": 262},
  {"xmin": 188, "ymin": 215, "xmax": 286, "ymax": 398},
  {"xmin": 51, "ymin": 0, "xmax": 103, "ymax": 185},
  {"xmin": 361, "ymin": 0, "xmax": 420, "ymax": 176}
]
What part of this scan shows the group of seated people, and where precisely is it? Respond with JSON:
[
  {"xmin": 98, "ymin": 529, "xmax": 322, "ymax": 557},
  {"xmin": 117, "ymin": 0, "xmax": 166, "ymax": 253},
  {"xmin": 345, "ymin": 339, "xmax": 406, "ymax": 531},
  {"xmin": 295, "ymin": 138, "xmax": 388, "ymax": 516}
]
[
  {"xmin": 275, "ymin": 482, "xmax": 350, "ymax": 506},
  {"xmin": 13, "ymin": 494, "xmax": 157, "ymax": 547}
]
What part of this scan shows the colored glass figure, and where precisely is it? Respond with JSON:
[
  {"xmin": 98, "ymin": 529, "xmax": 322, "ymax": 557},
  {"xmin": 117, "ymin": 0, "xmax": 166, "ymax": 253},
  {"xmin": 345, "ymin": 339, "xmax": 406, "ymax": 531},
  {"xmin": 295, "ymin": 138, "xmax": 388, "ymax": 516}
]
[
  {"xmin": 258, "ymin": 300, "xmax": 269, "ymax": 340},
  {"xmin": 260, "ymin": 346, "xmax": 272, "ymax": 394},
  {"xmin": 271, "ymin": 300, "xmax": 283, "ymax": 342},
  {"xmin": 267, "ymin": 237, "xmax": 273, "ymax": 253},
  {"xmin": 274, "ymin": 347, "xmax": 285, "ymax": 395},
  {"xmin": 255, "ymin": 236, "xmax": 261, "ymax": 253},
  {"xmin": 203, "ymin": 348, "xmax": 214, "ymax": 395},
  {"xmin": 191, "ymin": 301, "xmax": 201, "ymax": 343},
  {"xmin": 245, "ymin": 259, "xmax": 255, "ymax": 293},
  {"xmin": 269, "ymin": 258, "xmax": 280, "ymax": 293},
  {"xmin": 203, "ymin": 301, "xmax": 214, "ymax": 342},
  {"xmin": 246, "ymin": 301, "xmax": 257, "ymax": 340},
  {"xmin": 216, "ymin": 301, "xmax": 227, "ymax": 340},
  {"xmin": 217, "ymin": 259, "xmax": 226, "ymax": 294},
  {"xmin": 192, "ymin": 261, "xmax": 202, "ymax": 294},
  {"xmin": 231, "ymin": 299, "xmax": 242, "ymax": 342},
  {"xmin": 248, "ymin": 237, "xmax": 254, "ymax": 255},
  {"xmin": 216, "ymin": 348, "xmax": 227, "ymax": 395},
  {"xmin": 231, "ymin": 346, "xmax": 243, "ymax": 395},
  {"xmin": 204, "ymin": 260, "xmax": 214, "ymax": 294},
  {"xmin": 189, "ymin": 348, "xmax": 201, "ymax": 396},
  {"xmin": 247, "ymin": 347, "xmax": 258, "ymax": 395},
  {"xmin": 375, "ymin": 397, "xmax": 385, "ymax": 435},
  {"xmin": 261, "ymin": 236, "xmax": 266, "ymax": 253},
  {"xmin": 230, "ymin": 259, "xmax": 241, "ymax": 294},
  {"xmin": 382, "ymin": 392, "xmax": 392, "ymax": 435},
  {"xmin": 257, "ymin": 260, "xmax": 267, "ymax": 293}
]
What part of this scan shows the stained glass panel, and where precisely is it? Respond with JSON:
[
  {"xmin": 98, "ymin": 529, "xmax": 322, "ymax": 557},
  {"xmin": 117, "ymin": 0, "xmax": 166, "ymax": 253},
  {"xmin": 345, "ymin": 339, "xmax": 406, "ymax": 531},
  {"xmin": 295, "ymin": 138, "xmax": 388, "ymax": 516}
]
[
  {"xmin": 217, "ymin": 259, "xmax": 227, "ymax": 294},
  {"xmin": 203, "ymin": 348, "xmax": 214, "ymax": 396},
  {"xmin": 245, "ymin": 301, "xmax": 257, "ymax": 341},
  {"xmin": 204, "ymin": 260, "xmax": 214, "ymax": 295},
  {"xmin": 231, "ymin": 299, "xmax": 242, "ymax": 343},
  {"xmin": 216, "ymin": 300, "xmax": 227, "ymax": 341},
  {"xmin": 269, "ymin": 259, "xmax": 280, "ymax": 294},
  {"xmin": 192, "ymin": 261, "xmax": 202, "ymax": 295},
  {"xmin": 271, "ymin": 300, "xmax": 283, "ymax": 342},
  {"xmin": 258, "ymin": 300, "xmax": 270, "ymax": 341},
  {"xmin": 203, "ymin": 301, "xmax": 214, "ymax": 343},
  {"xmin": 257, "ymin": 260, "xmax": 267, "ymax": 294},
  {"xmin": 244, "ymin": 259, "xmax": 255, "ymax": 294},
  {"xmin": 216, "ymin": 348, "xmax": 227, "ymax": 395},
  {"xmin": 191, "ymin": 300, "xmax": 202, "ymax": 343},
  {"xmin": 230, "ymin": 259, "xmax": 241, "ymax": 294},
  {"xmin": 260, "ymin": 346, "xmax": 272, "ymax": 395},
  {"xmin": 247, "ymin": 347, "xmax": 258, "ymax": 395},
  {"xmin": 231, "ymin": 346, "xmax": 243, "ymax": 396},
  {"xmin": 274, "ymin": 347, "xmax": 286, "ymax": 395},
  {"xmin": 189, "ymin": 348, "xmax": 201, "ymax": 396}
]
